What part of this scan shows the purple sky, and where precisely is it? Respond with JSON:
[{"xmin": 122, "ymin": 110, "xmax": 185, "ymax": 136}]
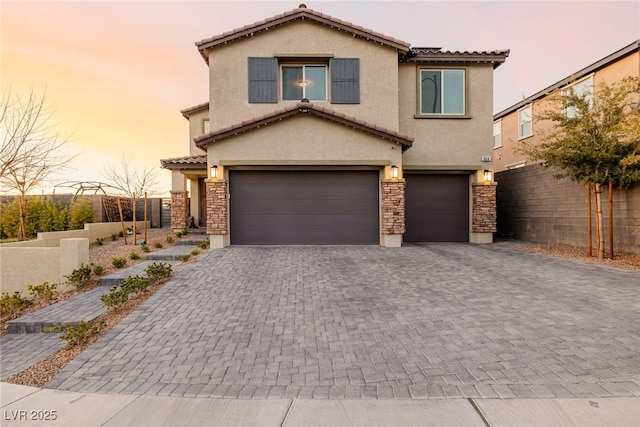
[{"xmin": 2, "ymin": 1, "xmax": 638, "ymax": 193}]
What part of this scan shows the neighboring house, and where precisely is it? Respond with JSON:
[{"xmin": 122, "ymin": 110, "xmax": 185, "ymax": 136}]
[
  {"xmin": 161, "ymin": 5, "xmax": 509, "ymax": 247},
  {"xmin": 493, "ymin": 40, "xmax": 640, "ymax": 251}
]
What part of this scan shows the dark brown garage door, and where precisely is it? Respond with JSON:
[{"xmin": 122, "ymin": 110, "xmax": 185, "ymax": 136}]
[
  {"xmin": 405, "ymin": 174, "xmax": 469, "ymax": 242},
  {"xmin": 229, "ymin": 170, "xmax": 379, "ymax": 245}
]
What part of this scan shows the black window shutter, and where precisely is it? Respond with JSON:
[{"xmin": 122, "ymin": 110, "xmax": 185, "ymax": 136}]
[
  {"xmin": 248, "ymin": 57, "xmax": 277, "ymax": 103},
  {"xmin": 330, "ymin": 58, "xmax": 360, "ymax": 104}
]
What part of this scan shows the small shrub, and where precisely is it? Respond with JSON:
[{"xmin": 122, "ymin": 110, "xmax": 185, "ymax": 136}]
[
  {"xmin": 111, "ymin": 233, "xmax": 118, "ymax": 241},
  {"xmin": 180, "ymin": 229, "xmax": 188, "ymax": 235},
  {"xmin": 145, "ymin": 262, "xmax": 172, "ymax": 283},
  {"xmin": 92, "ymin": 264, "xmax": 106, "ymax": 276},
  {"xmin": 180, "ymin": 254, "xmax": 190, "ymax": 262},
  {"xmin": 0, "ymin": 292, "xmax": 32, "ymax": 317},
  {"xmin": 27, "ymin": 281, "xmax": 58, "ymax": 302},
  {"xmin": 118, "ymin": 231, "xmax": 124, "ymax": 238},
  {"xmin": 129, "ymin": 251, "xmax": 140, "ymax": 260},
  {"xmin": 101, "ymin": 286, "xmax": 129, "ymax": 309},
  {"xmin": 165, "ymin": 236, "xmax": 174, "ymax": 244},
  {"xmin": 175, "ymin": 231, "xmax": 183, "ymax": 238},
  {"xmin": 95, "ymin": 237, "xmax": 104, "ymax": 246},
  {"xmin": 190, "ymin": 249, "xmax": 201, "ymax": 256},
  {"xmin": 197, "ymin": 240, "xmax": 210, "ymax": 250},
  {"xmin": 154, "ymin": 242, "xmax": 163, "ymax": 249},
  {"xmin": 123, "ymin": 275, "xmax": 149, "ymax": 294},
  {"xmin": 140, "ymin": 244, "xmax": 150, "ymax": 253},
  {"xmin": 57, "ymin": 319, "xmax": 106, "ymax": 346},
  {"xmin": 112, "ymin": 257, "xmax": 127, "ymax": 269},
  {"xmin": 66, "ymin": 264, "xmax": 93, "ymax": 288}
]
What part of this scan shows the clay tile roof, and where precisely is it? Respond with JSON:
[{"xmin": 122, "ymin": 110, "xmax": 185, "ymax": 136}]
[
  {"xmin": 195, "ymin": 6, "xmax": 411, "ymax": 62},
  {"xmin": 403, "ymin": 48, "xmax": 510, "ymax": 69},
  {"xmin": 194, "ymin": 101, "xmax": 413, "ymax": 150},
  {"xmin": 180, "ymin": 102, "xmax": 209, "ymax": 119},
  {"xmin": 160, "ymin": 155, "xmax": 207, "ymax": 170}
]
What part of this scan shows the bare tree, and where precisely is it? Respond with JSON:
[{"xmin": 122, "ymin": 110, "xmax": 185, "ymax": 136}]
[
  {"xmin": 101, "ymin": 156, "xmax": 160, "ymax": 243},
  {"xmin": 0, "ymin": 87, "xmax": 75, "ymax": 239}
]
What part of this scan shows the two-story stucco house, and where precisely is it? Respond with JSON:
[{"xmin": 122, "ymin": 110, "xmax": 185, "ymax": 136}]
[
  {"xmin": 493, "ymin": 40, "xmax": 639, "ymax": 252},
  {"xmin": 161, "ymin": 5, "xmax": 509, "ymax": 248}
]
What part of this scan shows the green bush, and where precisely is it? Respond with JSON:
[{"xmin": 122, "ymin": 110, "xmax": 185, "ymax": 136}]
[
  {"xmin": 175, "ymin": 231, "xmax": 183, "ymax": 238},
  {"xmin": 165, "ymin": 236, "xmax": 174, "ymax": 243},
  {"xmin": 100, "ymin": 275, "xmax": 150, "ymax": 310},
  {"xmin": 95, "ymin": 237, "xmax": 104, "ymax": 246},
  {"xmin": 145, "ymin": 262, "xmax": 172, "ymax": 283},
  {"xmin": 57, "ymin": 319, "xmax": 106, "ymax": 346},
  {"xmin": 180, "ymin": 254, "xmax": 190, "ymax": 262},
  {"xmin": 190, "ymin": 249, "xmax": 201, "ymax": 256},
  {"xmin": 197, "ymin": 240, "xmax": 210, "ymax": 250},
  {"xmin": 154, "ymin": 242, "xmax": 163, "ymax": 249},
  {"xmin": 68, "ymin": 197, "xmax": 94, "ymax": 230},
  {"xmin": 129, "ymin": 251, "xmax": 140, "ymax": 260},
  {"xmin": 0, "ymin": 292, "xmax": 32, "ymax": 317},
  {"xmin": 27, "ymin": 281, "xmax": 58, "ymax": 302},
  {"xmin": 112, "ymin": 257, "xmax": 127, "ymax": 269},
  {"xmin": 111, "ymin": 233, "xmax": 118, "ymax": 241},
  {"xmin": 140, "ymin": 244, "xmax": 150, "ymax": 253},
  {"xmin": 92, "ymin": 264, "xmax": 106, "ymax": 276},
  {"xmin": 0, "ymin": 197, "xmax": 68, "ymax": 239},
  {"xmin": 65, "ymin": 264, "xmax": 93, "ymax": 288},
  {"xmin": 118, "ymin": 231, "xmax": 124, "ymax": 238}
]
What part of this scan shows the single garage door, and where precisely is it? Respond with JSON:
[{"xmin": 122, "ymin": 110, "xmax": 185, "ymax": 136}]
[
  {"xmin": 229, "ymin": 170, "xmax": 379, "ymax": 245},
  {"xmin": 405, "ymin": 174, "xmax": 469, "ymax": 242}
]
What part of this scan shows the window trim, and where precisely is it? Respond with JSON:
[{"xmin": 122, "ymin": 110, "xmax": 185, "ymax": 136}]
[
  {"xmin": 417, "ymin": 67, "xmax": 467, "ymax": 117},
  {"xmin": 493, "ymin": 120, "xmax": 502, "ymax": 148},
  {"xmin": 202, "ymin": 118, "xmax": 210, "ymax": 135},
  {"xmin": 280, "ymin": 64, "xmax": 328, "ymax": 102},
  {"xmin": 518, "ymin": 104, "xmax": 533, "ymax": 139},
  {"xmin": 564, "ymin": 74, "xmax": 594, "ymax": 118}
]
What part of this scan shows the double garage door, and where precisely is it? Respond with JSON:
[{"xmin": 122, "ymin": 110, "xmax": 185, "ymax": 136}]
[{"xmin": 229, "ymin": 171, "xmax": 469, "ymax": 245}]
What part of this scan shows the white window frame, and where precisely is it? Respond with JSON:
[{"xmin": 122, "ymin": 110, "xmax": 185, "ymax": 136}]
[
  {"xmin": 493, "ymin": 120, "xmax": 502, "ymax": 148},
  {"xmin": 280, "ymin": 64, "xmax": 327, "ymax": 102},
  {"xmin": 202, "ymin": 118, "xmax": 210, "ymax": 134},
  {"xmin": 564, "ymin": 75, "xmax": 594, "ymax": 118},
  {"xmin": 419, "ymin": 68, "xmax": 466, "ymax": 116},
  {"xmin": 518, "ymin": 105, "xmax": 533, "ymax": 139}
]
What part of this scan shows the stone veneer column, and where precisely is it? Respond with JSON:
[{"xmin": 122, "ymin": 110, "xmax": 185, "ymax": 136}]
[
  {"xmin": 206, "ymin": 180, "xmax": 228, "ymax": 235},
  {"xmin": 381, "ymin": 180, "xmax": 405, "ymax": 235},
  {"xmin": 472, "ymin": 183, "xmax": 497, "ymax": 233},
  {"xmin": 170, "ymin": 191, "xmax": 189, "ymax": 230}
]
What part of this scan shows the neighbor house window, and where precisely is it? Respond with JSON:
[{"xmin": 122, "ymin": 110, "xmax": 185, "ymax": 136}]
[
  {"xmin": 420, "ymin": 69, "xmax": 465, "ymax": 115},
  {"xmin": 202, "ymin": 119, "xmax": 210, "ymax": 134},
  {"xmin": 518, "ymin": 105, "xmax": 533, "ymax": 138},
  {"xmin": 493, "ymin": 120, "xmax": 502, "ymax": 148},
  {"xmin": 564, "ymin": 76, "xmax": 593, "ymax": 118},
  {"xmin": 282, "ymin": 65, "xmax": 327, "ymax": 101}
]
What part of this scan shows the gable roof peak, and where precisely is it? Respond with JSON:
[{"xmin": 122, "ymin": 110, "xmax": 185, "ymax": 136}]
[{"xmin": 195, "ymin": 5, "xmax": 411, "ymax": 62}]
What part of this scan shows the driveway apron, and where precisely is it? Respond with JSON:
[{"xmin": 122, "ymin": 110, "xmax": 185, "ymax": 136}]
[{"xmin": 46, "ymin": 244, "xmax": 640, "ymax": 399}]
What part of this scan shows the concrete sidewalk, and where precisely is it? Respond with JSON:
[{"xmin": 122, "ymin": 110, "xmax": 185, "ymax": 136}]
[{"xmin": 2, "ymin": 382, "xmax": 639, "ymax": 426}]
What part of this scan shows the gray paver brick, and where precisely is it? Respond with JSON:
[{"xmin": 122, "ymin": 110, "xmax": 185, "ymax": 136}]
[{"xmin": 32, "ymin": 245, "xmax": 640, "ymax": 400}]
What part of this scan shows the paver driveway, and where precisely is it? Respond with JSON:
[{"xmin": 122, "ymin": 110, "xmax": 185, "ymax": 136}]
[{"xmin": 47, "ymin": 244, "xmax": 640, "ymax": 399}]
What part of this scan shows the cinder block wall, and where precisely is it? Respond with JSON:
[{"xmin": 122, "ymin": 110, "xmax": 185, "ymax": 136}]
[{"xmin": 496, "ymin": 164, "xmax": 640, "ymax": 253}]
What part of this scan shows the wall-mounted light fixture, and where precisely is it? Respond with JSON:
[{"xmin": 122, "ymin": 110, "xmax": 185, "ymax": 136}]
[
  {"xmin": 210, "ymin": 165, "xmax": 218, "ymax": 179},
  {"xmin": 483, "ymin": 170, "xmax": 493, "ymax": 183},
  {"xmin": 391, "ymin": 165, "xmax": 399, "ymax": 179}
]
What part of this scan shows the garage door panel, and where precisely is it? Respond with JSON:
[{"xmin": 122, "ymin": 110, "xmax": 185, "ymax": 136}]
[
  {"xmin": 405, "ymin": 174, "xmax": 469, "ymax": 242},
  {"xmin": 230, "ymin": 170, "xmax": 379, "ymax": 245}
]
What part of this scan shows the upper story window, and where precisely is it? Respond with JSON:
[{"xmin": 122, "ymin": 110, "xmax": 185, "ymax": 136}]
[
  {"xmin": 564, "ymin": 76, "xmax": 593, "ymax": 118},
  {"xmin": 420, "ymin": 69, "xmax": 465, "ymax": 115},
  {"xmin": 202, "ymin": 118, "xmax": 210, "ymax": 134},
  {"xmin": 518, "ymin": 105, "xmax": 533, "ymax": 138},
  {"xmin": 493, "ymin": 120, "xmax": 502, "ymax": 148},
  {"xmin": 282, "ymin": 65, "xmax": 327, "ymax": 101},
  {"xmin": 248, "ymin": 57, "xmax": 359, "ymax": 104}
]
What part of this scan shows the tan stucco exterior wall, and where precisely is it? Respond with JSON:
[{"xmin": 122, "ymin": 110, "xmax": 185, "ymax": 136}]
[
  {"xmin": 206, "ymin": 20, "xmax": 400, "ymax": 132},
  {"xmin": 188, "ymin": 109, "xmax": 209, "ymax": 156},
  {"xmin": 398, "ymin": 63, "xmax": 495, "ymax": 170},
  {"xmin": 494, "ymin": 51, "xmax": 640, "ymax": 172},
  {"xmin": 208, "ymin": 115, "xmax": 402, "ymax": 165}
]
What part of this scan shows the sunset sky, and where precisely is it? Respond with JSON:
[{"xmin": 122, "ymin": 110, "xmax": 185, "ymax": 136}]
[{"xmin": 1, "ymin": 0, "xmax": 638, "ymax": 195}]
